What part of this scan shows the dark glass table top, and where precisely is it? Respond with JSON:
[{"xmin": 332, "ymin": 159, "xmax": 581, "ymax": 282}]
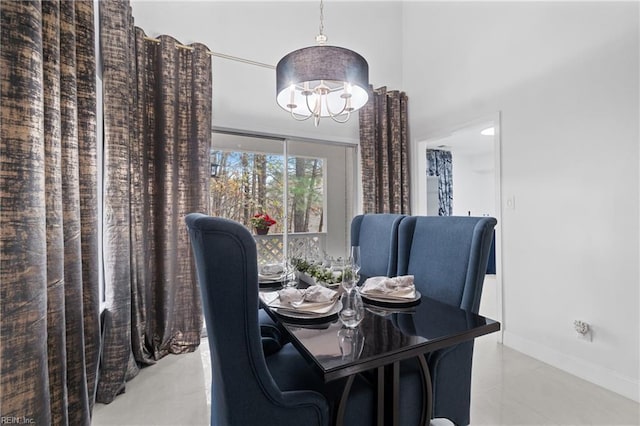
[{"xmin": 264, "ymin": 294, "xmax": 500, "ymax": 382}]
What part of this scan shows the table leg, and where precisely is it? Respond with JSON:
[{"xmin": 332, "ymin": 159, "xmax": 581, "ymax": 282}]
[
  {"xmin": 417, "ymin": 354, "xmax": 433, "ymax": 425},
  {"xmin": 336, "ymin": 375, "xmax": 355, "ymax": 426},
  {"xmin": 386, "ymin": 361, "xmax": 399, "ymax": 426},
  {"xmin": 338, "ymin": 356, "xmax": 432, "ymax": 426},
  {"xmin": 375, "ymin": 362, "xmax": 401, "ymax": 426},
  {"xmin": 382, "ymin": 356, "xmax": 432, "ymax": 426},
  {"xmin": 376, "ymin": 367, "xmax": 385, "ymax": 426}
]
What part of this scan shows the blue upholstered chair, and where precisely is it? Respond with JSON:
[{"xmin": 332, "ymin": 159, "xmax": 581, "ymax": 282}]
[
  {"xmin": 350, "ymin": 213, "xmax": 405, "ymax": 283},
  {"xmin": 185, "ymin": 213, "xmax": 329, "ymax": 426},
  {"xmin": 397, "ymin": 216, "xmax": 497, "ymax": 426}
]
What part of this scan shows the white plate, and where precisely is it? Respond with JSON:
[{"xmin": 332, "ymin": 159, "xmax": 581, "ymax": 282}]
[
  {"xmin": 274, "ymin": 300, "xmax": 342, "ymax": 320},
  {"xmin": 259, "ymin": 272, "xmax": 294, "ymax": 284},
  {"xmin": 360, "ymin": 290, "xmax": 422, "ymax": 307}
]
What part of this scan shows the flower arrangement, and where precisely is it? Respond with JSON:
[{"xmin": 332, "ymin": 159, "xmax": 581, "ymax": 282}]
[
  {"xmin": 250, "ymin": 213, "xmax": 277, "ymax": 230},
  {"xmin": 291, "ymin": 257, "xmax": 344, "ymax": 286}
]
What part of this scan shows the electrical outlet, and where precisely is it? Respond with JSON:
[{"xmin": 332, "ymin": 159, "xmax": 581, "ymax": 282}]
[{"xmin": 574, "ymin": 320, "xmax": 592, "ymax": 342}]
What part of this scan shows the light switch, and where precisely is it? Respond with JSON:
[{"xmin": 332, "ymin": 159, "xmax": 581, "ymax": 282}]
[{"xmin": 506, "ymin": 196, "xmax": 515, "ymax": 210}]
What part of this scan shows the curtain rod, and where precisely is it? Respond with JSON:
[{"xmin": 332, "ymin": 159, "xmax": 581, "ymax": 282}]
[{"xmin": 143, "ymin": 36, "xmax": 275, "ymax": 70}]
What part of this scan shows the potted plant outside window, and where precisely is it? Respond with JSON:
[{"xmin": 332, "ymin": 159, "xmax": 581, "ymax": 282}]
[{"xmin": 250, "ymin": 213, "xmax": 276, "ymax": 235}]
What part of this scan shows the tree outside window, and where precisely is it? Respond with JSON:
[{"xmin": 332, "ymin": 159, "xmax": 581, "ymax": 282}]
[{"xmin": 210, "ymin": 150, "xmax": 325, "ymax": 234}]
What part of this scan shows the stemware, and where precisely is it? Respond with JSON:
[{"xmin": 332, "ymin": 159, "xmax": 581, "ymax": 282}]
[
  {"xmin": 307, "ymin": 241, "xmax": 322, "ymax": 266},
  {"xmin": 337, "ymin": 326, "xmax": 365, "ymax": 361},
  {"xmin": 282, "ymin": 256, "xmax": 297, "ymax": 288},
  {"xmin": 322, "ymin": 254, "xmax": 333, "ymax": 270},
  {"xmin": 349, "ymin": 245, "xmax": 361, "ymax": 283},
  {"xmin": 338, "ymin": 289, "xmax": 364, "ymax": 328},
  {"xmin": 341, "ymin": 264, "xmax": 357, "ymax": 293}
]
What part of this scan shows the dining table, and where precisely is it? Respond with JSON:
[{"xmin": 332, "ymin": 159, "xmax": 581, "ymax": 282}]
[{"xmin": 259, "ymin": 281, "xmax": 501, "ymax": 426}]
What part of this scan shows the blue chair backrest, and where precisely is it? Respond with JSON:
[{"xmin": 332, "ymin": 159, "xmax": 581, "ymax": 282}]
[
  {"xmin": 185, "ymin": 213, "xmax": 328, "ymax": 426},
  {"xmin": 350, "ymin": 213, "xmax": 405, "ymax": 279},
  {"xmin": 397, "ymin": 216, "xmax": 497, "ymax": 313}
]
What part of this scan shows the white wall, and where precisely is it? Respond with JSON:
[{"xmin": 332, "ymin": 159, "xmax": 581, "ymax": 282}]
[
  {"xmin": 404, "ymin": 2, "xmax": 639, "ymax": 401},
  {"xmin": 130, "ymin": 1, "xmax": 404, "ymax": 144},
  {"xmin": 451, "ymin": 151, "xmax": 495, "ymax": 217}
]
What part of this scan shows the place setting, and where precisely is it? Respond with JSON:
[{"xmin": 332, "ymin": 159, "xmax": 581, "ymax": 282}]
[
  {"xmin": 258, "ymin": 263, "xmax": 292, "ymax": 288},
  {"xmin": 359, "ymin": 275, "xmax": 422, "ymax": 308},
  {"xmin": 259, "ymin": 284, "xmax": 342, "ymax": 323}
]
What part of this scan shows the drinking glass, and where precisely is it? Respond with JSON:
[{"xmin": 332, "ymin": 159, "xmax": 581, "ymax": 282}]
[
  {"xmin": 322, "ymin": 254, "xmax": 333, "ymax": 270},
  {"xmin": 282, "ymin": 256, "xmax": 297, "ymax": 289},
  {"xmin": 339, "ymin": 290, "xmax": 364, "ymax": 328},
  {"xmin": 337, "ymin": 326, "xmax": 365, "ymax": 361},
  {"xmin": 349, "ymin": 246, "xmax": 361, "ymax": 283},
  {"xmin": 307, "ymin": 242, "xmax": 322, "ymax": 266},
  {"xmin": 341, "ymin": 264, "xmax": 357, "ymax": 293}
]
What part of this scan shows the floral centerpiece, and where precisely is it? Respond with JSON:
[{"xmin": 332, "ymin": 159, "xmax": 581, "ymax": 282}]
[
  {"xmin": 291, "ymin": 257, "xmax": 345, "ymax": 287},
  {"xmin": 250, "ymin": 213, "xmax": 276, "ymax": 235}
]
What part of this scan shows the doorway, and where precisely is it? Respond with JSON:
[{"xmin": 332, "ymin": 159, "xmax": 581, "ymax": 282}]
[{"xmin": 414, "ymin": 114, "xmax": 503, "ymax": 339}]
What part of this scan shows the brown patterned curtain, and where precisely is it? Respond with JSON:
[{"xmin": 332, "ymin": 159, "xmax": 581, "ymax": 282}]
[
  {"xmin": 359, "ymin": 86, "xmax": 410, "ymax": 214},
  {"xmin": 97, "ymin": 0, "xmax": 211, "ymax": 403},
  {"xmin": 1, "ymin": 1, "xmax": 100, "ymax": 424}
]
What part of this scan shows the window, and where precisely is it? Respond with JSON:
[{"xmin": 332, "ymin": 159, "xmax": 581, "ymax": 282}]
[
  {"xmin": 210, "ymin": 151, "xmax": 325, "ymax": 234},
  {"xmin": 210, "ymin": 132, "xmax": 357, "ymax": 260}
]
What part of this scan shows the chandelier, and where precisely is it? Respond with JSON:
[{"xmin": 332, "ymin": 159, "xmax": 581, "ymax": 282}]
[{"xmin": 276, "ymin": 0, "xmax": 369, "ymax": 126}]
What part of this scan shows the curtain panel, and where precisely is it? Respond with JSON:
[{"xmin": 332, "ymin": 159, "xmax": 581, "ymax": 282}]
[
  {"xmin": 98, "ymin": 0, "xmax": 212, "ymax": 403},
  {"xmin": 1, "ymin": 1, "xmax": 100, "ymax": 424},
  {"xmin": 426, "ymin": 149, "xmax": 453, "ymax": 216},
  {"xmin": 359, "ymin": 86, "xmax": 410, "ymax": 214}
]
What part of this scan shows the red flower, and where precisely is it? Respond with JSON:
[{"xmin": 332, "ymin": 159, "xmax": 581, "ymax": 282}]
[{"xmin": 251, "ymin": 213, "xmax": 277, "ymax": 229}]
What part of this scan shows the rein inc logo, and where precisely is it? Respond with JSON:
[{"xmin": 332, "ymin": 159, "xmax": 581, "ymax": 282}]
[{"xmin": 1, "ymin": 417, "xmax": 35, "ymax": 424}]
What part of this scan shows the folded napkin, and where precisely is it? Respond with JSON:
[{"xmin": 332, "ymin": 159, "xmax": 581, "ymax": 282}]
[
  {"xmin": 261, "ymin": 263, "xmax": 284, "ymax": 275},
  {"xmin": 298, "ymin": 285, "xmax": 337, "ymax": 304},
  {"xmin": 360, "ymin": 275, "xmax": 416, "ymax": 300},
  {"xmin": 258, "ymin": 264, "xmax": 286, "ymax": 282},
  {"xmin": 260, "ymin": 285, "xmax": 338, "ymax": 314},
  {"xmin": 277, "ymin": 288, "xmax": 305, "ymax": 305}
]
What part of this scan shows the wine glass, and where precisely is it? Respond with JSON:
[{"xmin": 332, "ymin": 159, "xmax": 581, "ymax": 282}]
[
  {"xmin": 337, "ymin": 326, "xmax": 365, "ymax": 361},
  {"xmin": 282, "ymin": 256, "xmax": 297, "ymax": 289},
  {"xmin": 349, "ymin": 246, "xmax": 361, "ymax": 284},
  {"xmin": 341, "ymin": 264, "xmax": 357, "ymax": 293},
  {"xmin": 338, "ymin": 290, "xmax": 364, "ymax": 328}
]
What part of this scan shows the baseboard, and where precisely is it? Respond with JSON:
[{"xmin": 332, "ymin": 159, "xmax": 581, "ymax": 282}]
[{"xmin": 503, "ymin": 331, "xmax": 639, "ymax": 402}]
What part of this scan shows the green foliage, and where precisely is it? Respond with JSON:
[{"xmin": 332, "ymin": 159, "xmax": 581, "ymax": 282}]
[{"xmin": 291, "ymin": 257, "xmax": 342, "ymax": 285}]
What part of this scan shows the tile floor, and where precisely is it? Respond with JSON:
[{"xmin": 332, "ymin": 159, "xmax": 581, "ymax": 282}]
[{"xmin": 92, "ymin": 335, "xmax": 640, "ymax": 425}]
